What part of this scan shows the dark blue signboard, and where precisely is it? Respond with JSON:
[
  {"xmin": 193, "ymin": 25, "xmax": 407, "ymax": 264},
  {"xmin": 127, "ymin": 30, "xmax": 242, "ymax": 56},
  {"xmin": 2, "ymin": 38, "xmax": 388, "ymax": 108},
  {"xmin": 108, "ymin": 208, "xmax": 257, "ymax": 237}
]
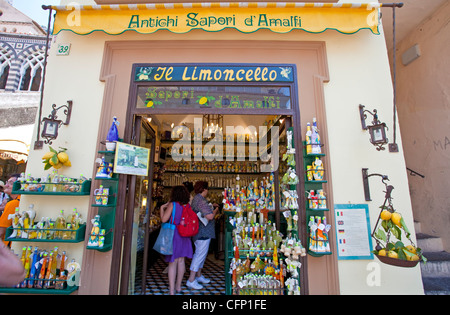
[{"xmin": 135, "ymin": 65, "xmax": 294, "ymax": 83}]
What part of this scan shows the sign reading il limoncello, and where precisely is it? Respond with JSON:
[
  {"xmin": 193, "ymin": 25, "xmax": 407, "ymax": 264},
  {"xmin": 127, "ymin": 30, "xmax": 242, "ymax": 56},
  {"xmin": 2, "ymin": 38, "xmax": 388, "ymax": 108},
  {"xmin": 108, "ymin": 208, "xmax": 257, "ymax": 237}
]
[{"xmin": 135, "ymin": 65, "xmax": 294, "ymax": 83}]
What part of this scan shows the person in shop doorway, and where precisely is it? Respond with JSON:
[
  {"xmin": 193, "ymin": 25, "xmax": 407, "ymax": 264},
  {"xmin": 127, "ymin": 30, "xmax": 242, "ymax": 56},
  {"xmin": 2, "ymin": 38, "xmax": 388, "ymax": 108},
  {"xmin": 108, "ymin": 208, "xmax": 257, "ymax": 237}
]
[
  {"xmin": 0, "ymin": 180, "xmax": 9, "ymax": 216},
  {"xmin": 0, "ymin": 174, "xmax": 21, "ymax": 247},
  {"xmin": 162, "ymin": 181, "xmax": 195, "ymax": 276},
  {"xmin": 183, "ymin": 181, "xmax": 194, "ymax": 204},
  {"xmin": 187, "ymin": 181, "xmax": 219, "ymax": 290},
  {"xmin": 160, "ymin": 185, "xmax": 193, "ymax": 295}
]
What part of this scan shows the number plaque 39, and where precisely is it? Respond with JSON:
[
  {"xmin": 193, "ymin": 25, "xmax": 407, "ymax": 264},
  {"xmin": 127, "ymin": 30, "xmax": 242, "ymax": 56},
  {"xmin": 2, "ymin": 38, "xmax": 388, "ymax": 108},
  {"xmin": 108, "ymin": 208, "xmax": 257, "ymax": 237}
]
[{"xmin": 56, "ymin": 43, "xmax": 71, "ymax": 56}]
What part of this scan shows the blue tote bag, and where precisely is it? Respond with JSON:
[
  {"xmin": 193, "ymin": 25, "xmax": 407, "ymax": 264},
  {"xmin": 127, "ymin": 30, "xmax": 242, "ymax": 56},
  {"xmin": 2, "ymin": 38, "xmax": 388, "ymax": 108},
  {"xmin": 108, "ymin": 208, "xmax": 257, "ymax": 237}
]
[{"xmin": 153, "ymin": 203, "xmax": 176, "ymax": 255}]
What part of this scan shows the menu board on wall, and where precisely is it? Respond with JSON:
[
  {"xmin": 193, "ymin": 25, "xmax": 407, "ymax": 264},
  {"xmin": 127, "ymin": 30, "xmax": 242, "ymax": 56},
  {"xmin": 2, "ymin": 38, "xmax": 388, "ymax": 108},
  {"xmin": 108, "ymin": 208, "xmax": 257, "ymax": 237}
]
[{"xmin": 334, "ymin": 204, "xmax": 374, "ymax": 260}]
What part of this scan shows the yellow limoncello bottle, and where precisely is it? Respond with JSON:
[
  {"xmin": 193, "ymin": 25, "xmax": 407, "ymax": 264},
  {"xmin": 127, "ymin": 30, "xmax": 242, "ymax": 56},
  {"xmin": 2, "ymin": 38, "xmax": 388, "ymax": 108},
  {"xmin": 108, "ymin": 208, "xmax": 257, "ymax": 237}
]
[
  {"xmin": 20, "ymin": 246, "xmax": 27, "ymax": 266},
  {"xmin": 44, "ymin": 250, "xmax": 54, "ymax": 288},
  {"xmin": 48, "ymin": 248, "xmax": 58, "ymax": 288},
  {"xmin": 55, "ymin": 210, "xmax": 66, "ymax": 239},
  {"xmin": 36, "ymin": 252, "xmax": 48, "ymax": 289},
  {"xmin": 21, "ymin": 246, "xmax": 32, "ymax": 288}
]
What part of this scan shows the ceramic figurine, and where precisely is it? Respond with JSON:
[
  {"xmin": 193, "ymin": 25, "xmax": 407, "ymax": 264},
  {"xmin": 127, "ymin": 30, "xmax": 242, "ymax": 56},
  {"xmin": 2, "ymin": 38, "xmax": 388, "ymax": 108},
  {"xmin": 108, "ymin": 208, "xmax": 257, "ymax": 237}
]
[
  {"xmin": 308, "ymin": 190, "xmax": 319, "ymax": 209},
  {"xmin": 312, "ymin": 157, "xmax": 324, "ymax": 181},
  {"xmin": 311, "ymin": 117, "xmax": 322, "ymax": 154},
  {"xmin": 95, "ymin": 157, "xmax": 113, "ymax": 178},
  {"xmin": 7, "ymin": 208, "xmax": 21, "ymax": 239},
  {"xmin": 88, "ymin": 215, "xmax": 101, "ymax": 247},
  {"xmin": 305, "ymin": 122, "xmax": 312, "ymax": 154},
  {"xmin": 106, "ymin": 116, "xmax": 120, "ymax": 151},
  {"xmin": 318, "ymin": 189, "xmax": 327, "ymax": 209},
  {"xmin": 98, "ymin": 229, "xmax": 106, "ymax": 248},
  {"xmin": 308, "ymin": 216, "xmax": 317, "ymax": 252}
]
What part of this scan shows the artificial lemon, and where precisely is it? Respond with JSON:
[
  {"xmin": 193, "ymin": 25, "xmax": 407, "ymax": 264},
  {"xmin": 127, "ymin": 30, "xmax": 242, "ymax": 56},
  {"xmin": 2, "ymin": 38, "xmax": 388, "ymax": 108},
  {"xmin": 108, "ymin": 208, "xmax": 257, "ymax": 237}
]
[
  {"xmin": 405, "ymin": 245, "xmax": 417, "ymax": 254},
  {"xmin": 391, "ymin": 212, "xmax": 402, "ymax": 228},
  {"xmin": 53, "ymin": 162, "xmax": 63, "ymax": 169},
  {"xmin": 199, "ymin": 97, "xmax": 208, "ymax": 105},
  {"xmin": 388, "ymin": 251, "xmax": 398, "ymax": 259},
  {"xmin": 57, "ymin": 152, "xmax": 69, "ymax": 163},
  {"xmin": 378, "ymin": 249, "xmax": 387, "ymax": 256},
  {"xmin": 42, "ymin": 151, "xmax": 55, "ymax": 160},
  {"xmin": 63, "ymin": 160, "xmax": 72, "ymax": 167},
  {"xmin": 380, "ymin": 210, "xmax": 392, "ymax": 221},
  {"xmin": 147, "ymin": 100, "xmax": 154, "ymax": 108}
]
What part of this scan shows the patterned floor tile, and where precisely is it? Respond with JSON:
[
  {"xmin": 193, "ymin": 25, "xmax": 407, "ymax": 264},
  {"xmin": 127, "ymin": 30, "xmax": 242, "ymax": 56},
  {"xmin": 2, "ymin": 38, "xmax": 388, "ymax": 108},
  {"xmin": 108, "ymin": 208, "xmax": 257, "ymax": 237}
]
[{"xmin": 134, "ymin": 254, "xmax": 226, "ymax": 295}]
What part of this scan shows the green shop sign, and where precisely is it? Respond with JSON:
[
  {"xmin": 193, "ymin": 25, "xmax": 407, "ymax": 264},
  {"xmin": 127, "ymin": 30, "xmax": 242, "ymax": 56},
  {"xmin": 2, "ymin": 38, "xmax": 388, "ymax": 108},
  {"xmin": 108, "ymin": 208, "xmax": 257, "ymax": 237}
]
[{"xmin": 135, "ymin": 65, "xmax": 294, "ymax": 83}]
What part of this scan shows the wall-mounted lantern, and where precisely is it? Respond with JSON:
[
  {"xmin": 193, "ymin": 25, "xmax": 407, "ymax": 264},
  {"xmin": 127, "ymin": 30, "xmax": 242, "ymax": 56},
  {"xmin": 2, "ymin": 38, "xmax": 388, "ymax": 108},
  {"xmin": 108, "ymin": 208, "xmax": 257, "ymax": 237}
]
[
  {"xmin": 40, "ymin": 100, "xmax": 73, "ymax": 145},
  {"xmin": 359, "ymin": 104, "xmax": 389, "ymax": 151}
]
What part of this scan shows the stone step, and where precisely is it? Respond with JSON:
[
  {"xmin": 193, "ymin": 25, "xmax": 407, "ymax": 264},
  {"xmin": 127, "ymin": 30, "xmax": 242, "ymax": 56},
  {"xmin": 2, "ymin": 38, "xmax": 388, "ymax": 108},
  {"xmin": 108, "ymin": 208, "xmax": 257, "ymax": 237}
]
[
  {"xmin": 417, "ymin": 233, "xmax": 444, "ymax": 252},
  {"xmin": 422, "ymin": 277, "xmax": 450, "ymax": 295},
  {"xmin": 420, "ymin": 251, "xmax": 450, "ymax": 278}
]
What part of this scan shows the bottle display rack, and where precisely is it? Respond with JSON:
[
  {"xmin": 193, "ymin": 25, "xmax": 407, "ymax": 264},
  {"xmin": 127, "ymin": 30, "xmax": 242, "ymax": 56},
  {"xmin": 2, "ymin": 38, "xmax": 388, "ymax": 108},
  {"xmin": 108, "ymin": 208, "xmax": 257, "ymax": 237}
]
[
  {"xmin": 5, "ymin": 224, "xmax": 86, "ymax": 243},
  {"xmin": 12, "ymin": 180, "xmax": 91, "ymax": 196},
  {"xmin": 303, "ymin": 141, "xmax": 332, "ymax": 257},
  {"xmin": 87, "ymin": 149, "xmax": 118, "ymax": 252}
]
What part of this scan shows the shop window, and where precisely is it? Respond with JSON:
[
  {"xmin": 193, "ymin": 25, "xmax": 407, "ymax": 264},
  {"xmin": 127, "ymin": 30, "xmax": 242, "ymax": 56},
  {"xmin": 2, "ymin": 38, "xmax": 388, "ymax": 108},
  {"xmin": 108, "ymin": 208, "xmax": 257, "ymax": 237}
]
[
  {"xmin": 0, "ymin": 46, "xmax": 12, "ymax": 90},
  {"xmin": 136, "ymin": 85, "xmax": 291, "ymax": 110},
  {"xmin": 0, "ymin": 64, "xmax": 9, "ymax": 90},
  {"xmin": 19, "ymin": 50, "xmax": 45, "ymax": 92}
]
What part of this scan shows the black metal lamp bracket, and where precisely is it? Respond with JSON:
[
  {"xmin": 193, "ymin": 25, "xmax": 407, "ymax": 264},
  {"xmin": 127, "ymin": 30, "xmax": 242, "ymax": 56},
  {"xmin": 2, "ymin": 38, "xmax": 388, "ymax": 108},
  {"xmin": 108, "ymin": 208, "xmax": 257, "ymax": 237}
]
[
  {"xmin": 48, "ymin": 100, "xmax": 73, "ymax": 126},
  {"xmin": 362, "ymin": 168, "xmax": 392, "ymax": 201},
  {"xmin": 359, "ymin": 104, "xmax": 381, "ymax": 130}
]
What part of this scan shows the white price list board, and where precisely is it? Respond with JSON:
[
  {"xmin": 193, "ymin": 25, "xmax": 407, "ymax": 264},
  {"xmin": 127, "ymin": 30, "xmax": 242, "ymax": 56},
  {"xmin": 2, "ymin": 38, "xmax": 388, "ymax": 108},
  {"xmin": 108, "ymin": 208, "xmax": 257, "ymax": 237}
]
[{"xmin": 334, "ymin": 204, "xmax": 374, "ymax": 260}]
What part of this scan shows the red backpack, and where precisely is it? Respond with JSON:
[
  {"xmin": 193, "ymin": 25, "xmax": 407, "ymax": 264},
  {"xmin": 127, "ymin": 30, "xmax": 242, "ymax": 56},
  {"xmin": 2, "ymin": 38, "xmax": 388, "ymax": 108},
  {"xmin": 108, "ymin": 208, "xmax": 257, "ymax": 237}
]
[{"xmin": 177, "ymin": 203, "xmax": 199, "ymax": 237}]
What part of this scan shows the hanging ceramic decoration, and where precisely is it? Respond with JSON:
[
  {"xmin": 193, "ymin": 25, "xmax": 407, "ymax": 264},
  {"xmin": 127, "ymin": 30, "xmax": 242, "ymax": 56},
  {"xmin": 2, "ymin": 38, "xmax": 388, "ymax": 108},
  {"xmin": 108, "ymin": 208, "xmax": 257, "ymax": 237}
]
[{"xmin": 106, "ymin": 116, "xmax": 120, "ymax": 151}]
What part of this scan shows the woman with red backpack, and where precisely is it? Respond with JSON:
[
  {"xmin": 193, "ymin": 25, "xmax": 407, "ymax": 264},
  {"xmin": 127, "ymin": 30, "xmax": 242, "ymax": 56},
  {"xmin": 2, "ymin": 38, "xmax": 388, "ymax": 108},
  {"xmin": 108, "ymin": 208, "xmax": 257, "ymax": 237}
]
[{"xmin": 160, "ymin": 185, "xmax": 193, "ymax": 295}]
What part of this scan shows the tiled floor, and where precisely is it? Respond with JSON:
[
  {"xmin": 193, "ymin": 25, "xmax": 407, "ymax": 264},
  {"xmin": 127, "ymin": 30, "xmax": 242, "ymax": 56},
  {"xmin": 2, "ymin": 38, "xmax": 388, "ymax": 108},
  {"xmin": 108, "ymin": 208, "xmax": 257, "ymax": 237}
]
[{"xmin": 135, "ymin": 254, "xmax": 226, "ymax": 295}]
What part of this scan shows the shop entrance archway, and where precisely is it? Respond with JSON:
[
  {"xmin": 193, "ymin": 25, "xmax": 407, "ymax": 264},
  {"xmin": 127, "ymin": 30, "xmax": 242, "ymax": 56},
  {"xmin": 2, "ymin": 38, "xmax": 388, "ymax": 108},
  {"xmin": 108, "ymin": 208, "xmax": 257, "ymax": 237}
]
[{"xmin": 117, "ymin": 63, "xmax": 308, "ymax": 295}]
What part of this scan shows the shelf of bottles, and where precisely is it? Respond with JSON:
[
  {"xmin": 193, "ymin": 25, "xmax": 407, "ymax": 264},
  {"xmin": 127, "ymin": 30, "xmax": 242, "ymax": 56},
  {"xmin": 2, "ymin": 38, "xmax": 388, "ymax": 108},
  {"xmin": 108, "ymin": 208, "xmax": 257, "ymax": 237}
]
[
  {"xmin": 88, "ymin": 149, "xmax": 118, "ymax": 252},
  {"xmin": 225, "ymin": 211, "xmax": 304, "ymax": 295},
  {"xmin": 5, "ymin": 224, "xmax": 86, "ymax": 243},
  {"xmin": 0, "ymin": 246, "xmax": 81, "ymax": 294},
  {"xmin": 164, "ymin": 160, "xmax": 260, "ymax": 174},
  {"xmin": 12, "ymin": 174, "xmax": 91, "ymax": 196},
  {"xmin": 4, "ymin": 204, "xmax": 86, "ymax": 243},
  {"xmin": 303, "ymin": 118, "xmax": 332, "ymax": 257},
  {"xmin": 223, "ymin": 170, "xmax": 304, "ymax": 295}
]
